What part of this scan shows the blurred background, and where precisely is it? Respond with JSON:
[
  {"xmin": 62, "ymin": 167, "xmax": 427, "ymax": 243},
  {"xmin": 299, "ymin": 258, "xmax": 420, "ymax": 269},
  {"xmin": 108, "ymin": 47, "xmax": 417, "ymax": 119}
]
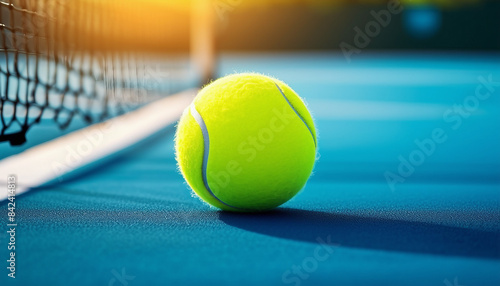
[
  {"xmin": 213, "ymin": 0, "xmax": 500, "ymax": 51},
  {"xmin": 10, "ymin": 0, "xmax": 496, "ymax": 53}
]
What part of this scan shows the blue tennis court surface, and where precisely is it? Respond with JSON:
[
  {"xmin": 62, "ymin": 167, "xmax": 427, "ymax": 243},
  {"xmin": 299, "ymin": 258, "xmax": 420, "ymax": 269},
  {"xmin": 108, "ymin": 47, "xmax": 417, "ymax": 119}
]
[{"xmin": 1, "ymin": 53, "xmax": 499, "ymax": 286}]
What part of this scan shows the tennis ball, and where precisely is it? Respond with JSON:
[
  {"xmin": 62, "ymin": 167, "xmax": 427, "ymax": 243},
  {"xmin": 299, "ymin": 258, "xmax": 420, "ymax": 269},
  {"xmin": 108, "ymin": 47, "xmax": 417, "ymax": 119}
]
[{"xmin": 175, "ymin": 73, "xmax": 316, "ymax": 212}]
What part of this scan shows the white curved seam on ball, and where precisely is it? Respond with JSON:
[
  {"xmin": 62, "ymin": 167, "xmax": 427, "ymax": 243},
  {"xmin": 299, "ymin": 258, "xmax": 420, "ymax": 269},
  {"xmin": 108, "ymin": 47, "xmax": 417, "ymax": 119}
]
[
  {"xmin": 273, "ymin": 83, "xmax": 316, "ymax": 148},
  {"xmin": 189, "ymin": 103, "xmax": 244, "ymax": 210}
]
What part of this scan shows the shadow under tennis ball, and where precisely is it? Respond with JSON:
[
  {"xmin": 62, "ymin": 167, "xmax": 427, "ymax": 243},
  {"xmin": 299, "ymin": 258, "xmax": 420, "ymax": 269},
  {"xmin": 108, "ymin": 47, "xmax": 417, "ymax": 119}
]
[{"xmin": 218, "ymin": 208, "xmax": 500, "ymax": 260}]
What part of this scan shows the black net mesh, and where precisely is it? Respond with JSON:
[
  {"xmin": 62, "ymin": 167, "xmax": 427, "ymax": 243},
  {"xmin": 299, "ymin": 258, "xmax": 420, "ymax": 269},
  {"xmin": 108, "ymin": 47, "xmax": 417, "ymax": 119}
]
[{"xmin": 0, "ymin": 0, "xmax": 192, "ymax": 146}]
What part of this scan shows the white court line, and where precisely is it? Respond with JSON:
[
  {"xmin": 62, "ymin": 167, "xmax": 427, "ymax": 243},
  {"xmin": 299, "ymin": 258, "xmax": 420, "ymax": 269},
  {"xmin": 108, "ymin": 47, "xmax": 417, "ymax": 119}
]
[{"xmin": 0, "ymin": 89, "xmax": 196, "ymax": 201}]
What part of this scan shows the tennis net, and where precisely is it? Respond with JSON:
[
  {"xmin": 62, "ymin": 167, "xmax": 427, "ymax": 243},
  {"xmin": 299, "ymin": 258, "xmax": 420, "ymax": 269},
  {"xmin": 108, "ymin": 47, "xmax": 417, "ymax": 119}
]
[
  {"xmin": 0, "ymin": 0, "xmax": 214, "ymax": 199},
  {"xmin": 0, "ymin": 0, "xmax": 213, "ymax": 146}
]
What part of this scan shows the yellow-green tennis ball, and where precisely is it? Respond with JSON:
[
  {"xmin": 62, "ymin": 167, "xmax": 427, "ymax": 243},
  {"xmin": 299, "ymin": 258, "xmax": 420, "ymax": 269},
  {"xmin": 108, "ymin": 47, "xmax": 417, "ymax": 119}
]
[{"xmin": 175, "ymin": 73, "xmax": 317, "ymax": 212}]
